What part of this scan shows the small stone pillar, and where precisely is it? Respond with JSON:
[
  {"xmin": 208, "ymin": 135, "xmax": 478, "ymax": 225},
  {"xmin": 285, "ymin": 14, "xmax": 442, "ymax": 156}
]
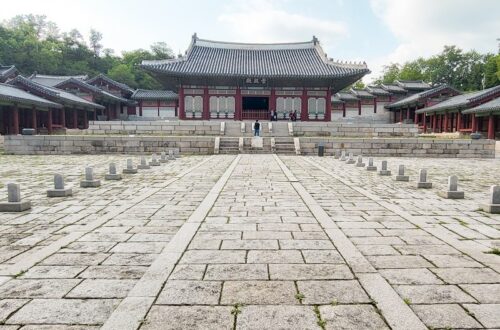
[
  {"xmin": 395, "ymin": 165, "xmax": 409, "ymax": 182},
  {"xmin": 439, "ymin": 175, "xmax": 464, "ymax": 199},
  {"xmin": 378, "ymin": 160, "xmax": 391, "ymax": 176},
  {"xmin": 355, "ymin": 155, "xmax": 365, "ymax": 167},
  {"xmin": 340, "ymin": 150, "xmax": 346, "ymax": 161},
  {"xmin": 0, "ymin": 183, "xmax": 31, "ymax": 212},
  {"xmin": 105, "ymin": 163, "xmax": 122, "ymax": 180},
  {"xmin": 346, "ymin": 152, "xmax": 355, "ymax": 164},
  {"xmin": 416, "ymin": 169, "xmax": 432, "ymax": 188},
  {"xmin": 123, "ymin": 159, "xmax": 138, "ymax": 174},
  {"xmin": 168, "ymin": 150, "xmax": 176, "ymax": 160},
  {"xmin": 481, "ymin": 185, "xmax": 500, "ymax": 213},
  {"xmin": 137, "ymin": 156, "xmax": 151, "ymax": 170},
  {"xmin": 366, "ymin": 158, "xmax": 377, "ymax": 171},
  {"xmin": 150, "ymin": 154, "xmax": 161, "ymax": 166},
  {"xmin": 80, "ymin": 166, "xmax": 101, "ymax": 188},
  {"xmin": 47, "ymin": 174, "xmax": 73, "ymax": 197},
  {"xmin": 160, "ymin": 152, "xmax": 168, "ymax": 163},
  {"xmin": 334, "ymin": 150, "xmax": 341, "ymax": 159}
]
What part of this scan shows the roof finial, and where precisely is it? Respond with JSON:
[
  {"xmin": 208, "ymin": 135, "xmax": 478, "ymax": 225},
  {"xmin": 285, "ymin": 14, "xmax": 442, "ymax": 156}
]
[
  {"xmin": 192, "ymin": 33, "xmax": 198, "ymax": 41},
  {"xmin": 312, "ymin": 35, "xmax": 318, "ymax": 45}
]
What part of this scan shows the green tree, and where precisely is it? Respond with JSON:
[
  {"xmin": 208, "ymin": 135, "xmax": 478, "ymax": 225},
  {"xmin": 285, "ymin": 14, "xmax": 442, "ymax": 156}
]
[{"xmin": 484, "ymin": 54, "xmax": 500, "ymax": 88}]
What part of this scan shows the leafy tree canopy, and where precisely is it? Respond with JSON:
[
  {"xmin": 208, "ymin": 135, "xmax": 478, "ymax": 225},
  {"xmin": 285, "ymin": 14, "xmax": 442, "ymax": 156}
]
[{"xmin": 0, "ymin": 14, "xmax": 172, "ymax": 89}]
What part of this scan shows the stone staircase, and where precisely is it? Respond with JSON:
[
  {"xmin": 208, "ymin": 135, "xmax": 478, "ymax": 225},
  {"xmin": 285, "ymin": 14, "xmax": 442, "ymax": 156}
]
[
  {"xmin": 274, "ymin": 137, "xmax": 296, "ymax": 154},
  {"xmin": 219, "ymin": 138, "xmax": 239, "ymax": 154}
]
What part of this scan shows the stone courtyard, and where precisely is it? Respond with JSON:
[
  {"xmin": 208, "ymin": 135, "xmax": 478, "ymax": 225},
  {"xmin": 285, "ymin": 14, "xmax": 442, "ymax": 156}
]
[{"xmin": 0, "ymin": 153, "xmax": 499, "ymax": 330}]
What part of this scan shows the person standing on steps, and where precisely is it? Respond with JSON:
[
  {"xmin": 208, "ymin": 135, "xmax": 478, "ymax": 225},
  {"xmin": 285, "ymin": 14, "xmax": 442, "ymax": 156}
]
[{"xmin": 253, "ymin": 119, "xmax": 261, "ymax": 137}]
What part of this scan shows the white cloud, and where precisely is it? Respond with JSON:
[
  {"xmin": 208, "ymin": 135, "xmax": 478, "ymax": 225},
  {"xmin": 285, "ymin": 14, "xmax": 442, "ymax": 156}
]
[
  {"xmin": 217, "ymin": 0, "xmax": 348, "ymax": 46},
  {"xmin": 367, "ymin": 0, "xmax": 500, "ymax": 81}
]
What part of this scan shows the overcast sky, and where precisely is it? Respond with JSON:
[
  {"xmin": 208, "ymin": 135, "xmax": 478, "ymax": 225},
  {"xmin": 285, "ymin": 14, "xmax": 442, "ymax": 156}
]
[{"xmin": 1, "ymin": 0, "xmax": 499, "ymax": 82}]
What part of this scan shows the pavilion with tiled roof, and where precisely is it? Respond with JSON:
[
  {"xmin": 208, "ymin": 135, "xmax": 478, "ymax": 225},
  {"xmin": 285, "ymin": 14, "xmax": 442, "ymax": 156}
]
[
  {"xmin": 29, "ymin": 73, "xmax": 88, "ymax": 87},
  {"xmin": 9, "ymin": 76, "xmax": 104, "ymax": 132},
  {"xmin": 131, "ymin": 89, "xmax": 179, "ymax": 118},
  {"xmin": 141, "ymin": 34, "xmax": 370, "ymax": 121},
  {"xmin": 385, "ymin": 84, "xmax": 461, "ymax": 125},
  {"xmin": 415, "ymin": 85, "xmax": 500, "ymax": 138}
]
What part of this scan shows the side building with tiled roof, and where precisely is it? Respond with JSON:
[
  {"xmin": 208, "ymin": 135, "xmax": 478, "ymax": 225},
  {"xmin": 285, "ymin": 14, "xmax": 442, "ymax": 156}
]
[
  {"xmin": 0, "ymin": 65, "xmax": 20, "ymax": 83},
  {"xmin": 131, "ymin": 90, "xmax": 178, "ymax": 119},
  {"xmin": 141, "ymin": 33, "xmax": 370, "ymax": 121}
]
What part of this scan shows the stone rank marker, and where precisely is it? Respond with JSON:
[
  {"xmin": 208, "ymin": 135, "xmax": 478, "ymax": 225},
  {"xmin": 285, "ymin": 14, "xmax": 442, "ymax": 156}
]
[
  {"xmin": 138, "ymin": 156, "xmax": 151, "ymax": 170},
  {"xmin": 355, "ymin": 155, "xmax": 365, "ymax": 167},
  {"xmin": 47, "ymin": 174, "xmax": 73, "ymax": 197},
  {"xmin": 105, "ymin": 163, "xmax": 122, "ymax": 181},
  {"xmin": 0, "ymin": 183, "xmax": 31, "ymax": 212},
  {"xmin": 346, "ymin": 152, "xmax": 356, "ymax": 164},
  {"xmin": 150, "ymin": 154, "xmax": 161, "ymax": 166},
  {"xmin": 80, "ymin": 166, "xmax": 101, "ymax": 188},
  {"xmin": 366, "ymin": 157, "xmax": 377, "ymax": 171},
  {"xmin": 168, "ymin": 150, "xmax": 176, "ymax": 160},
  {"xmin": 416, "ymin": 169, "xmax": 432, "ymax": 188},
  {"xmin": 340, "ymin": 150, "xmax": 347, "ymax": 161},
  {"xmin": 334, "ymin": 150, "xmax": 341, "ymax": 159},
  {"xmin": 481, "ymin": 185, "xmax": 500, "ymax": 214},
  {"xmin": 123, "ymin": 159, "xmax": 138, "ymax": 174},
  {"xmin": 378, "ymin": 160, "xmax": 391, "ymax": 176},
  {"xmin": 395, "ymin": 164, "xmax": 409, "ymax": 181},
  {"xmin": 439, "ymin": 175, "xmax": 464, "ymax": 199},
  {"xmin": 160, "ymin": 152, "xmax": 168, "ymax": 163}
]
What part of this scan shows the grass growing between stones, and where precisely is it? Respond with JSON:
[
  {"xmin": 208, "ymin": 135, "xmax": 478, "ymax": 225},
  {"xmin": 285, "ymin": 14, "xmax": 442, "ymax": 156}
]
[
  {"xmin": 313, "ymin": 305, "xmax": 326, "ymax": 330},
  {"xmin": 486, "ymin": 248, "xmax": 500, "ymax": 256},
  {"xmin": 403, "ymin": 298, "xmax": 412, "ymax": 305},
  {"xmin": 295, "ymin": 293, "xmax": 305, "ymax": 303}
]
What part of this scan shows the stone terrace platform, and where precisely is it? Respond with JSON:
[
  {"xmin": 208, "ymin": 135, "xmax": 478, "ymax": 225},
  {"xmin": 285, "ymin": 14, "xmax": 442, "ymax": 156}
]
[{"xmin": 0, "ymin": 154, "xmax": 499, "ymax": 329}]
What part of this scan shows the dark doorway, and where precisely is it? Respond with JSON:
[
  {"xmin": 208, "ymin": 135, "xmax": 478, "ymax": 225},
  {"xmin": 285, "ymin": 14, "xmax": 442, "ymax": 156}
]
[{"xmin": 242, "ymin": 96, "xmax": 269, "ymax": 120}]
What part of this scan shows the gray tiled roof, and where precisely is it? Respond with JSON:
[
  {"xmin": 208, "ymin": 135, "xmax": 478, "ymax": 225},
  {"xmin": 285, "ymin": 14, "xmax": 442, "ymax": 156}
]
[
  {"xmin": 141, "ymin": 35, "xmax": 370, "ymax": 79},
  {"xmin": 0, "ymin": 82, "xmax": 61, "ymax": 109},
  {"xmin": 381, "ymin": 84, "xmax": 407, "ymax": 94},
  {"xmin": 395, "ymin": 80, "xmax": 431, "ymax": 90},
  {"xmin": 331, "ymin": 95, "xmax": 344, "ymax": 103},
  {"xmin": 336, "ymin": 92, "xmax": 359, "ymax": 102},
  {"xmin": 10, "ymin": 76, "xmax": 104, "ymax": 110},
  {"xmin": 87, "ymin": 74, "xmax": 134, "ymax": 94},
  {"xmin": 55, "ymin": 78, "xmax": 135, "ymax": 105},
  {"xmin": 131, "ymin": 89, "xmax": 178, "ymax": 101},
  {"xmin": 350, "ymin": 88, "xmax": 374, "ymax": 98},
  {"xmin": 462, "ymin": 96, "xmax": 500, "ymax": 115},
  {"xmin": 416, "ymin": 85, "xmax": 500, "ymax": 114},
  {"xmin": 366, "ymin": 85, "xmax": 391, "ymax": 96},
  {"xmin": 0, "ymin": 65, "xmax": 18, "ymax": 77},
  {"xmin": 386, "ymin": 84, "xmax": 459, "ymax": 110},
  {"xmin": 30, "ymin": 74, "xmax": 88, "ymax": 87}
]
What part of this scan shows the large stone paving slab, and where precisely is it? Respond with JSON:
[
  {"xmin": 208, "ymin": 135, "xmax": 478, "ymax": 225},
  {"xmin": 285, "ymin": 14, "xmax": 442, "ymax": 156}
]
[{"xmin": 1, "ymin": 153, "xmax": 500, "ymax": 328}]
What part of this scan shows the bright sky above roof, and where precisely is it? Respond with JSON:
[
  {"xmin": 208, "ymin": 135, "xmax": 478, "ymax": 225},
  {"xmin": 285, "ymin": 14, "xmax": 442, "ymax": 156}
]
[{"xmin": 1, "ymin": 0, "xmax": 499, "ymax": 82}]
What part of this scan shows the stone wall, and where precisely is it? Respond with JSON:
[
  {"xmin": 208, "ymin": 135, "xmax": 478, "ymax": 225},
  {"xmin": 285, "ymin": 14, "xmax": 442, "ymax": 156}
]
[
  {"xmin": 4, "ymin": 135, "xmax": 214, "ymax": 155},
  {"xmin": 4, "ymin": 135, "xmax": 495, "ymax": 158},
  {"xmin": 299, "ymin": 138, "xmax": 496, "ymax": 158},
  {"xmin": 84, "ymin": 120, "xmax": 418, "ymax": 138}
]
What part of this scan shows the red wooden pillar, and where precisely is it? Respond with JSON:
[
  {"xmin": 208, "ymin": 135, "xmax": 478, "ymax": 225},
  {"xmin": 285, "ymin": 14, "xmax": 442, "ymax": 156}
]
[
  {"xmin": 432, "ymin": 114, "xmax": 437, "ymax": 132},
  {"xmin": 443, "ymin": 113, "xmax": 449, "ymax": 132},
  {"xmin": 235, "ymin": 87, "xmax": 242, "ymax": 121},
  {"xmin": 47, "ymin": 109, "xmax": 53, "ymax": 134},
  {"xmin": 487, "ymin": 114, "xmax": 495, "ymax": 139},
  {"xmin": 73, "ymin": 109, "xmax": 78, "ymax": 128},
  {"xmin": 179, "ymin": 87, "xmax": 185, "ymax": 120},
  {"xmin": 93, "ymin": 109, "xmax": 97, "ymax": 121},
  {"xmin": 373, "ymin": 98, "xmax": 377, "ymax": 113},
  {"xmin": 325, "ymin": 88, "xmax": 332, "ymax": 122},
  {"xmin": 456, "ymin": 112, "xmax": 461, "ymax": 132},
  {"xmin": 12, "ymin": 105, "xmax": 19, "ymax": 135},
  {"xmin": 399, "ymin": 110, "xmax": 403, "ymax": 122},
  {"xmin": 202, "ymin": 87, "xmax": 209, "ymax": 120},
  {"xmin": 357, "ymin": 100, "xmax": 361, "ymax": 116},
  {"xmin": 60, "ymin": 108, "xmax": 66, "ymax": 128},
  {"xmin": 423, "ymin": 114, "xmax": 427, "ymax": 132},
  {"xmin": 414, "ymin": 112, "xmax": 418, "ymax": 124},
  {"xmin": 471, "ymin": 114, "xmax": 477, "ymax": 132},
  {"xmin": 270, "ymin": 88, "xmax": 276, "ymax": 113},
  {"xmin": 301, "ymin": 89, "xmax": 308, "ymax": 121},
  {"xmin": 83, "ymin": 110, "xmax": 88, "ymax": 129},
  {"xmin": 32, "ymin": 107, "xmax": 37, "ymax": 130},
  {"xmin": 406, "ymin": 107, "xmax": 410, "ymax": 122}
]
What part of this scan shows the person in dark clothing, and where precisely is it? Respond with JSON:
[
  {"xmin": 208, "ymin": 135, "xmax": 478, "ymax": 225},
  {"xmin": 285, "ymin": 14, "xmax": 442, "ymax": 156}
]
[{"xmin": 254, "ymin": 120, "xmax": 261, "ymax": 136}]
